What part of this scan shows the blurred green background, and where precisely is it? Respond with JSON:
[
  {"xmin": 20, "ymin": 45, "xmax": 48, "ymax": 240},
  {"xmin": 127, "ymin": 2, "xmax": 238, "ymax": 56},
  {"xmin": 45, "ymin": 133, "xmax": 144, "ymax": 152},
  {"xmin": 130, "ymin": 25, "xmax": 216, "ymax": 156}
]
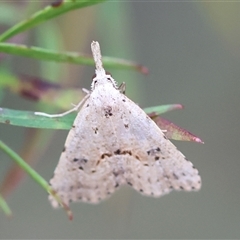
[{"xmin": 1, "ymin": 1, "xmax": 240, "ymax": 239}]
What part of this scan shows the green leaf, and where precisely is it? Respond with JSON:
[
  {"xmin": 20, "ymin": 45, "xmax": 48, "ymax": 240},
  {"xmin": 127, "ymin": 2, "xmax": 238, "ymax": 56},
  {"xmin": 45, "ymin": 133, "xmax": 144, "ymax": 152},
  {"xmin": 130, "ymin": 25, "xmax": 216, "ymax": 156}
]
[
  {"xmin": 0, "ymin": 104, "xmax": 183, "ymax": 131},
  {"xmin": 144, "ymin": 104, "xmax": 183, "ymax": 115},
  {"xmin": 0, "ymin": 0, "xmax": 108, "ymax": 42},
  {"xmin": 0, "ymin": 105, "xmax": 203, "ymax": 143},
  {"xmin": 0, "ymin": 107, "xmax": 75, "ymax": 129},
  {"xmin": 0, "ymin": 43, "xmax": 147, "ymax": 73}
]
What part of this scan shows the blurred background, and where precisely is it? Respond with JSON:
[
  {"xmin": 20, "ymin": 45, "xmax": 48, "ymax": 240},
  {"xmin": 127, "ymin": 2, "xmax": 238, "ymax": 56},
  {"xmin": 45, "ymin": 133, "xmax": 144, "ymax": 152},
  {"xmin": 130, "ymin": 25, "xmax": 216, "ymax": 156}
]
[{"xmin": 0, "ymin": 1, "xmax": 240, "ymax": 238}]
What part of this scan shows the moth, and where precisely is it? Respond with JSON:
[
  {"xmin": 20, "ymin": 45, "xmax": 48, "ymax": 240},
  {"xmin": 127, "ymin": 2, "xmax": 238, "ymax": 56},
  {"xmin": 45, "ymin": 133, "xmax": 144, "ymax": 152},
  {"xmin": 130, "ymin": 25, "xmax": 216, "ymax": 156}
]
[{"xmin": 47, "ymin": 41, "xmax": 201, "ymax": 207}]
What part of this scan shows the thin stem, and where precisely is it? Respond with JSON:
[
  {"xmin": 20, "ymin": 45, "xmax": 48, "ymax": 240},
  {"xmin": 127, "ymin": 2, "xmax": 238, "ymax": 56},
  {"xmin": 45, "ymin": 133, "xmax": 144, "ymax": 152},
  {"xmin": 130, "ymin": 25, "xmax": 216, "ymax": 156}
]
[
  {"xmin": 0, "ymin": 194, "xmax": 12, "ymax": 217},
  {"xmin": 0, "ymin": 43, "xmax": 147, "ymax": 73},
  {"xmin": 0, "ymin": 140, "xmax": 72, "ymax": 219}
]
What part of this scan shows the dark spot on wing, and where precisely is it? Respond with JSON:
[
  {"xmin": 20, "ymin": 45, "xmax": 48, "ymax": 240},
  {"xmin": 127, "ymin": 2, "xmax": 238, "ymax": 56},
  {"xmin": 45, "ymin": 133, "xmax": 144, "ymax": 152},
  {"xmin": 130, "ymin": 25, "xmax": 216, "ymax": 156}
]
[
  {"xmin": 173, "ymin": 173, "xmax": 179, "ymax": 180},
  {"xmin": 96, "ymin": 160, "xmax": 101, "ymax": 166},
  {"xmin": 155, "ymin": 156, "xmax": 159, "ymax": 161},
  {"xmin": 127, "ymin": 181, "xmax": 132, "ymax": 186},
  {"xmin": 122, "ymin": 99, "xmax": 126, "ymax": 102},
  {"xmin": 79, "ymin": 166, "xmax": 84, "ymax": 170},
  {"xmin": 73, "ymin": 158, "xmax": 79, "ymax": 162},
  {"xmin": 93, "ymin": 127, "xmax": 98, "ymax": 134},
  {"xmin": 114, "ymin": 149, "xmax": 121, "ymax": 155},
  {"xmin": 122, "ymin": 150, "xmax": 132, "ymax": 155},
  {"xmin": 147, "ymin": 147, "xmax": 161, "ymax": 155},
  {"xmin": 139, "ymin": 189, "xmax": 143, "ymax": 192},
  {"xmin": 104, "ymin": 106, "xmax": 113, "ymax": 118},
  {"xmin": 113, "ymin": 149, "xmax": 132, "ymax": 156},
  {"xmin": 115, "ymin": 183, "xmax": 119, "ymax": 188},
  {"xmin": 101, "ymin": 153, "xmax": 112, "ymax": 159},
  {"xmin": 124, "ymin": 124, "xmax": 129, "ymax": 128},
  {"xmin": 72, "ymin": 125, "xmax": 76, "ymax": 128},
  {"xmin": 62, "ymin": 146, "xmax": 66, "ymax": 152}
]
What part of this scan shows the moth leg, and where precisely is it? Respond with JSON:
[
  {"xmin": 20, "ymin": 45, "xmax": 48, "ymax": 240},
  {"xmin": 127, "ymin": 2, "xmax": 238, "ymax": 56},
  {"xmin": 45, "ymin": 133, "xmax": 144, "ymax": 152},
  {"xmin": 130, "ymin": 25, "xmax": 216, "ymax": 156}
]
[
  {"xmin": 118, "ymin": 82, "xmax": 126, "ymax": 94},
  {"xmin": 34, "ymin": 94, "xmax": 90, "ymax": 118},
  {"xmin": 82, "ymin": 88, "xmax": 90, "ymax": 94}
]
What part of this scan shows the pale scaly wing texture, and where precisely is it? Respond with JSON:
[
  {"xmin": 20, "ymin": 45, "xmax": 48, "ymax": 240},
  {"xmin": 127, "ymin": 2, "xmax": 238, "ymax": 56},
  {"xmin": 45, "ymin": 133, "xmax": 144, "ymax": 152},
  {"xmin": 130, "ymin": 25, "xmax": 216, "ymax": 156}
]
[{"xmin": 49, "ymin": 85, "xmax": 201, "ymax": 207}]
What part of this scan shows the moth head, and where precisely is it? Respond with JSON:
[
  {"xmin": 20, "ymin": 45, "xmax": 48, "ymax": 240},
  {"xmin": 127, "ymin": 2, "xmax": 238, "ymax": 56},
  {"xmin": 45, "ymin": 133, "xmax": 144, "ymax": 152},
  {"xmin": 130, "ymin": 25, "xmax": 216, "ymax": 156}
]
[{"xmin": 91, "ymin": 70, "xmax": 117, "ymax": 90}]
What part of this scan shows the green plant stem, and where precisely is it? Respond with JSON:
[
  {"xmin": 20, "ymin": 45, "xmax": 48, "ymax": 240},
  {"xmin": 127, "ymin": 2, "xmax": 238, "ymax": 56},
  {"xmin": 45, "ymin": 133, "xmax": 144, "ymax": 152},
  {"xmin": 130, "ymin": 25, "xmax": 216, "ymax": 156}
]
[
  {"xmin": 0, "ymin": 194, "xmax": 12, "ymax": 217},
  {"xmin": 0, "ymin": 140, "xmax": 50, "ymax": 192},
  {"xmin": 0, "ymin": 140, "xmax": 73, "ymax": 219},
  {"xmin": 0, "ymin": 0, "xmax": 108, "ymax": 42},
  {"xmin": 0, "ymin": 43, "xmax": 146, "ymax": 73}
]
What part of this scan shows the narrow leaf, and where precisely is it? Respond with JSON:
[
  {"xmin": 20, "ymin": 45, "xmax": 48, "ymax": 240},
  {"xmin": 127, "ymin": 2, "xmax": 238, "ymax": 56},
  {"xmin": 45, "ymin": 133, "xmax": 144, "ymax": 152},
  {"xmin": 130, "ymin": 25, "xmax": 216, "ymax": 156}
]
[
  {"xmin": 152, "ymin": 116, "xmax": 204, "ymax": 143},
  {"xmin": 0, "ymin": 194, "xmax": 12, "ymax": 217},
  {"xmin": 0, "ymin": 107, "xmax": 75, "ymax": 129},
  {"xmin": 144, "ymin": 104, "xmax": 183, "ymax": 115},
  {"xmin": 0, "ymin": 105, "xmax": 203, "ymax": 143},
  {"xmin": 0, "ymin": 43, "xmax": 147, "ymax": 73},
  {"xmin": 0, "ymin": 0, "xmax": 108, "ymax": 42},
  {"xmin": 0, "ymin": 104, "xmax": 181, "ymax": 130}
]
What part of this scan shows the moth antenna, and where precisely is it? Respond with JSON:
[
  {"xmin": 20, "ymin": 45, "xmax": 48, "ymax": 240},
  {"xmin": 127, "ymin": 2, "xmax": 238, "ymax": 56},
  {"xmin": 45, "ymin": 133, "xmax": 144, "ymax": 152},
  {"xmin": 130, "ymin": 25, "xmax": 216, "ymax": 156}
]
[{"xmin": 91, "ymin": 41, "xmax": 106, "ymax": 77}]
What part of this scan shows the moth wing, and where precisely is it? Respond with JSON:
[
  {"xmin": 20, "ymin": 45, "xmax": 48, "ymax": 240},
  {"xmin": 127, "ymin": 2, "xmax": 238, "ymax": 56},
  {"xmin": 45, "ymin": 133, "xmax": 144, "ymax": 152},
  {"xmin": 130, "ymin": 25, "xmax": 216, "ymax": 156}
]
[
  {"xmin": 49, "ymin": 98, "xmax": 121, "ymax": 207},
  {"xmin": 111, "ymin": 96, "xmax": 201, "ymax": 197},
  {"xmin": 49, "ymin": 90, "xmax": 201, "ymax": 207}
]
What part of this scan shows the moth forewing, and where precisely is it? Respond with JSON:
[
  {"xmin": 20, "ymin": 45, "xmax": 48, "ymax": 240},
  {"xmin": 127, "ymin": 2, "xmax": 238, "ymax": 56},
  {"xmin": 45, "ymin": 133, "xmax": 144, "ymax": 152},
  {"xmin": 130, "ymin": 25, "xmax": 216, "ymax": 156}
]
[{"xmin": 49, "ymin": 41, "xmax": 201, "ymax": 208}]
